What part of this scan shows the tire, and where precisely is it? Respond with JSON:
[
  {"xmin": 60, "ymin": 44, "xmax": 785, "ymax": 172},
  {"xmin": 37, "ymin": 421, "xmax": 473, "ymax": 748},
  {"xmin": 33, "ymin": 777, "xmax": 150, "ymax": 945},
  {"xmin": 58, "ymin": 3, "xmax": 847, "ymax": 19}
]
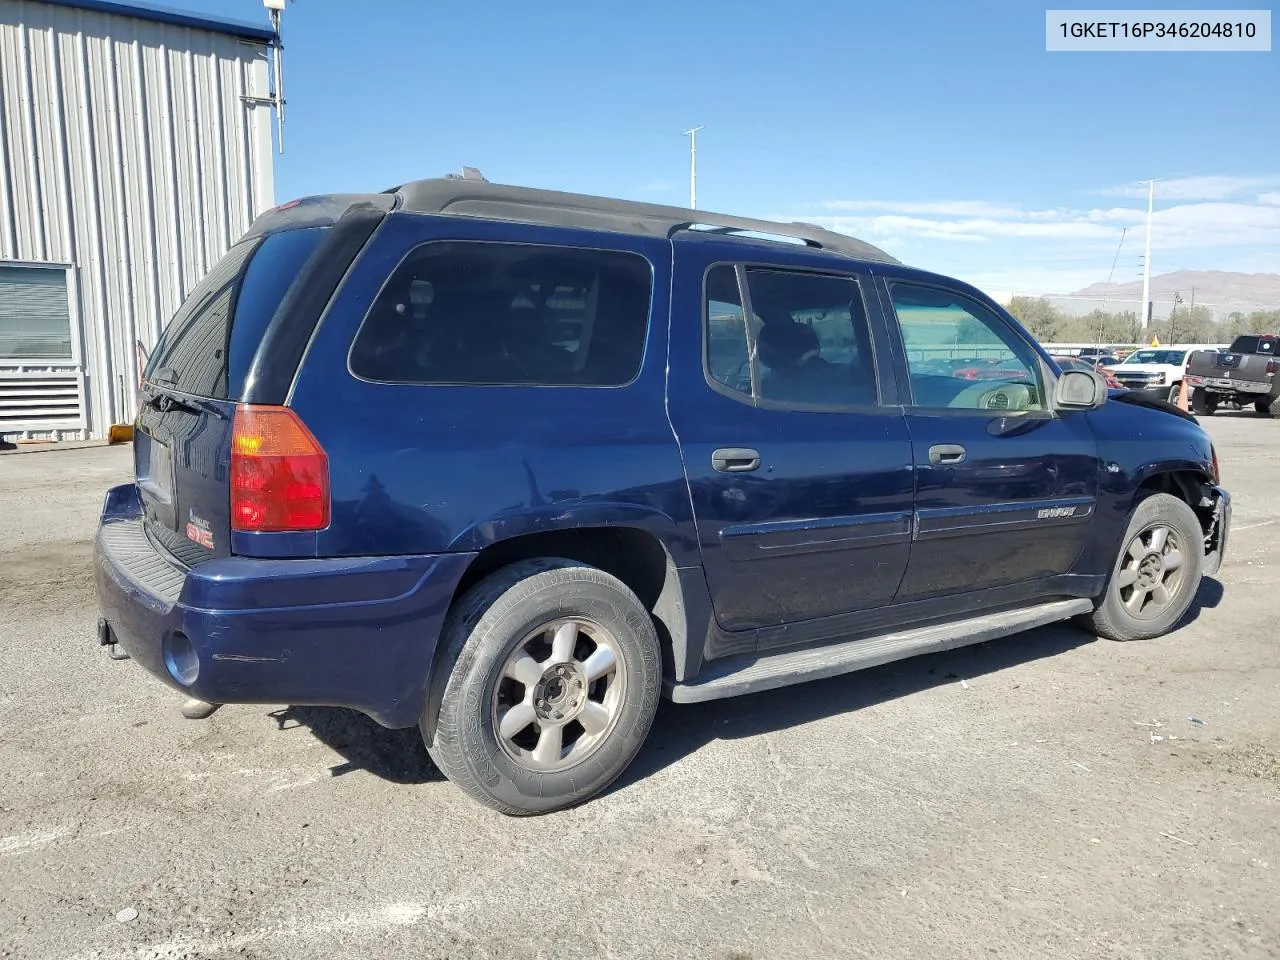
[
  {"xmin": 1190, "ymin": 388, "xmax": 1217, "ymax": 416},
  {"xmin": 424, "ymin": 558, "xmax": 661, "ymax": 815},
  {"xmin": 1166, "ymin": 384, "xmax": 1182, "ymax": 405},
  {"xmin": 1255, "ymin": 399, "xmax": 1272, "ymax": 417},
  {"xmin": 1086, "ymin": 493, "xmax": 1205, "ymax": 642}
]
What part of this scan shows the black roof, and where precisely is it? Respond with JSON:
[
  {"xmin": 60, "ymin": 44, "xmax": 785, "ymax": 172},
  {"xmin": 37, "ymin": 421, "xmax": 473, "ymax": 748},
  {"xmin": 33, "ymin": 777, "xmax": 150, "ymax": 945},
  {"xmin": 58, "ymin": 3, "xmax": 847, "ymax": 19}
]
[
  {"xmin": 39, "ymin": 0, "xmax": 276, "ymax": 43},
  {"xmin": 390, "ymin": 178, "xmax": 899, "ymax": 264}
]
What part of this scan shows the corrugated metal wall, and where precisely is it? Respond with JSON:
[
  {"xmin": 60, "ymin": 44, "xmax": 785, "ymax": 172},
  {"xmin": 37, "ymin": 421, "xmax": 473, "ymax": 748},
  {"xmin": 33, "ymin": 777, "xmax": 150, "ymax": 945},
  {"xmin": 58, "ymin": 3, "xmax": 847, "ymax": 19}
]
[{"xmin": 0, "ymin": 0, "xmax": 274, "ymax": 437}]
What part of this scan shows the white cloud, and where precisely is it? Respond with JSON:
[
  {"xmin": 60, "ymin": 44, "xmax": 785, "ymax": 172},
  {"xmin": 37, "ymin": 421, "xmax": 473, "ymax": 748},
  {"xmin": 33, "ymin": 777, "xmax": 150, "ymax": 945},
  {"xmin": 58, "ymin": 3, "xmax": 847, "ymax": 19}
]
[
  {"xmin": 1100, "ymin": 175, "xmax": 1277, "ymax": 201},
  {"xmin": 784, "ymin": 182, "xmax": 1280, "ymax": 296}
]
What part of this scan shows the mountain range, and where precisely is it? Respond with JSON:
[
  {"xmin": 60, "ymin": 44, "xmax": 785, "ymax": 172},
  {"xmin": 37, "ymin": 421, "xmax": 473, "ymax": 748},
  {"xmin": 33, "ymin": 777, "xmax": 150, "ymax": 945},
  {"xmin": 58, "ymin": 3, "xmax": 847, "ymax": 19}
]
[{"xmin": 1071, "ymin": 271, "xmax": 1280, "ymax": 311}]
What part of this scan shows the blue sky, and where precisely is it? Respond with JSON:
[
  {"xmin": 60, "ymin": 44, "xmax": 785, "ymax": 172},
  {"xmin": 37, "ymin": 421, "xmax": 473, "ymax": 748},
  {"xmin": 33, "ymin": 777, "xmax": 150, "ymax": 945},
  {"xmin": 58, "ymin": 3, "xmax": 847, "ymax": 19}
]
[{"xmin": 190, "ymin": 0, "xmax": 1277, "ymax": 295}]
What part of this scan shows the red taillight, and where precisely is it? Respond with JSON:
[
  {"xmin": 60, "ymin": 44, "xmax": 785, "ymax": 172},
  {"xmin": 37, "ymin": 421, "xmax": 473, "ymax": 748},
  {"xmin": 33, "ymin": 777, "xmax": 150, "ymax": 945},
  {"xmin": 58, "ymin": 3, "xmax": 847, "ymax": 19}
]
[
  {"xmin": 230, "ymin": 405, "xmax": 330, "ymax": 532},
  {"xmin": 1266, "ymin": 360, "xmax": 1277, "ymax": 376},
  {"xmin": 1211, "ymin": 446, "xmax": 1220, "ymax": 484}
]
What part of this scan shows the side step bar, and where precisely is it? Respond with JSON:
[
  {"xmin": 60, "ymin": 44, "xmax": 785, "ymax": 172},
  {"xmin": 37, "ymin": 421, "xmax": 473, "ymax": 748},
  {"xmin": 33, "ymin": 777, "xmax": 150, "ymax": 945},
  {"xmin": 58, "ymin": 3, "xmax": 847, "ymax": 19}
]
[{"xmin": 667, "ymin": 598, "xmax": 1095, "ymax": 704}]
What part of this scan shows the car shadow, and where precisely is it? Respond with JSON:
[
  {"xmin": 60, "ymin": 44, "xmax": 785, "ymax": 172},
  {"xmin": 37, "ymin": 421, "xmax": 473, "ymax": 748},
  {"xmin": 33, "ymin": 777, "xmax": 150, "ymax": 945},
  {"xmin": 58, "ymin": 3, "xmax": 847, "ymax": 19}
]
[
  {"xmin": 1203, "ymin": 408, "xmax": 1274, "ymax": 419},
  {"xmin": 618, "ymin": 574, "xmax": 1227, "ymax": 791},
  {"xmin": 265, "ymin": 578, "xmax": 1225, "ymax": 790},
  {"xmin": 268, "ymin": 705, "xmax": 443, "ymax": 784}
]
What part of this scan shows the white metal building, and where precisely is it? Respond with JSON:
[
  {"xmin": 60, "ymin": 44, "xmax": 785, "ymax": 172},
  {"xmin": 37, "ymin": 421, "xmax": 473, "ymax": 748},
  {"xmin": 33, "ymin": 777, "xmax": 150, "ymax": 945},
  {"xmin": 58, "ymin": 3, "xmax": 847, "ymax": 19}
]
[{"xmin": 0, "ymin": 0, "xmax": 276, "ymax": 440}]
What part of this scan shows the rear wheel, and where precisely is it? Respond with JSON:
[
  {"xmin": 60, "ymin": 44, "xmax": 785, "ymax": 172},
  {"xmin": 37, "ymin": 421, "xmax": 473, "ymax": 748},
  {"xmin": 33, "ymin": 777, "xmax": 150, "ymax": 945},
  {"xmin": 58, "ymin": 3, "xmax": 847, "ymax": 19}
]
[
  {"xmin": 1086, "ymin": 493, "xmax": 1204, "ymax": 642},
  {"xmin": 1255, "ymin": 399, "xmax": 1272, "ymax": 416},
  {"xmin": 424, "ymin": 559, "xmax": 661, "ymax": 815},
  {"xmin": 1191, "ymin": 388, "xmax": 1218, "ymax": 416}
]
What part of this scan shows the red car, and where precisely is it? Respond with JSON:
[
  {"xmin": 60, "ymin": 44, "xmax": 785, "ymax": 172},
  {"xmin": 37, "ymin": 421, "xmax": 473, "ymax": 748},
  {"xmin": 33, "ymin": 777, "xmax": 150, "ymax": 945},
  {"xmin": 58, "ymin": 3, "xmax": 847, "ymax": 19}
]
[
  {"xmin": 951, "ymin": 358, "xmax": 1031, "ymax": 380},
  {"xmin": 1052, "ymin": 355, "xmax": 1123, "ymax": 389}
]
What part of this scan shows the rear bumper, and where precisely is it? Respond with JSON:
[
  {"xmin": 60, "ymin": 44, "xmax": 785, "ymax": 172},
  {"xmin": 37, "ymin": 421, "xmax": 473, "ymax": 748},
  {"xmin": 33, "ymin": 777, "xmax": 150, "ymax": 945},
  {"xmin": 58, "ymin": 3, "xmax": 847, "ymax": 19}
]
[
  {"xmin": 1185, "ymin": 374, "xmax": 1272, "ymax": 395},
  {"xmin": 1203, "ymin": 484, "xmax": 1231, "ymax": 578},
  {"xmin": 94, "ymin": 483, "xmax": 474, "ymax": 728}
]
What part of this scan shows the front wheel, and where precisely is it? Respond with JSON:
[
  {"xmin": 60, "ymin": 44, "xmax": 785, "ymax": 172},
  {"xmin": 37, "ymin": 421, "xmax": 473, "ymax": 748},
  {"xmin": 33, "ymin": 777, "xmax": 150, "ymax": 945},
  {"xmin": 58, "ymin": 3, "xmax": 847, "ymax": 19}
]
[
  {"xmin": 1191, "ymin": 387, "xmax": 1218, "ymax": 416},
  {"xmin": 1255, "ymin": 399, "xmax": 1273, "ymax": 417},
  {"xmin": 424, "ymin": 559, "xmax": 661, "ymax": 815},
  {"xmin": 1085, "ymin": 493, "xmax": 1204, "ymax": 642},
  {"xmin": 1166, "ymin": 383, "xmax": 1182, "ymax": 405}
]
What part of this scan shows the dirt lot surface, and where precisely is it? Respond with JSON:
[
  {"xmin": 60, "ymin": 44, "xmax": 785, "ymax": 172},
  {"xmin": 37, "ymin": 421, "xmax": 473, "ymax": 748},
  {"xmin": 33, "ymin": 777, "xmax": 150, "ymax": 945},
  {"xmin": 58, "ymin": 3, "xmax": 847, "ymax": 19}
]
[{"xmin": 2, "ymin": 415, "xmax": 1277, "ymax": 960}]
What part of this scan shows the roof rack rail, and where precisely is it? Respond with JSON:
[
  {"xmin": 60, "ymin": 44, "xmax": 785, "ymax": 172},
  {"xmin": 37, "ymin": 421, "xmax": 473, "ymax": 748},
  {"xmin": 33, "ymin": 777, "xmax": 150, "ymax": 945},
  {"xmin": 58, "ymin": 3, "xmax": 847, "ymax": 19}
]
[{"xmin": 391, "ymin": 178, "xmax": 898, "ymax": 264}]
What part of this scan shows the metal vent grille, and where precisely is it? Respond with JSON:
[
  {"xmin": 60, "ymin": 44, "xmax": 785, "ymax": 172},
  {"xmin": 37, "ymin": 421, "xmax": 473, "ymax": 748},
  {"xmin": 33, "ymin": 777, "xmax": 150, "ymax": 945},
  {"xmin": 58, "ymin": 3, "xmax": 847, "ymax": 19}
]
[{"xmin": 0, "ymin": 365, "xmax": 85, "ymax": 431}]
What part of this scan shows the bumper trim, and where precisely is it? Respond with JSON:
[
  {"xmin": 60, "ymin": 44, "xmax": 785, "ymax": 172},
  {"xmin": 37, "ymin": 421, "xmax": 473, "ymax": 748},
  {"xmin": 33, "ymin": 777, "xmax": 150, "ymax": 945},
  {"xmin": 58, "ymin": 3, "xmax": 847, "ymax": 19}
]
[
  {"xmin": 1202, "ymin": 484, "xmax": 1231, "ymax": 578},
  {"xmin": 95, "ymin": 485, "xmax": 476, "ymax": 729}
]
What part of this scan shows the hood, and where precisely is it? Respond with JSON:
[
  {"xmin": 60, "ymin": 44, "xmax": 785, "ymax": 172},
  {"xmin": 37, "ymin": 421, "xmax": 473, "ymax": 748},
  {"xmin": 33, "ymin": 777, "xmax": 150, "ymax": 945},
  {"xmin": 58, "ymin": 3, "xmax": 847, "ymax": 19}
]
[
  {"xmin": 1108, "ymin": 388, "xmax": 1199, "ymax": 423},
  {"xmin": 1113, "ymin": 363, "xmax": 1178, "ymax": 375}
]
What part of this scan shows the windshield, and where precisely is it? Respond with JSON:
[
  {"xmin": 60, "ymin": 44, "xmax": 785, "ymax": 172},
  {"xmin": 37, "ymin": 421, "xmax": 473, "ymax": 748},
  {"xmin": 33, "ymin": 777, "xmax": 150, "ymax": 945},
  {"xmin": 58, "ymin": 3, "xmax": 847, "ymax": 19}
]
[{"xmin": 1123, "ymin": 350, "xmax": 1186, "ymax": 365}]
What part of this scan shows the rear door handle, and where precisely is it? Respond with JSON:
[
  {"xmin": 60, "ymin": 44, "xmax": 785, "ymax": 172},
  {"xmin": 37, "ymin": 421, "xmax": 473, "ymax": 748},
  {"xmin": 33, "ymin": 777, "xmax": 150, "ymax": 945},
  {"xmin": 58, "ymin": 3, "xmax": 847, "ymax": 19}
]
[
  {"xmin": 712, "ymin": 447, "xmax": 761, "ymax": 473},
  {"xmin": 928, "ymin": 443, "xmax": 967, "ymax": 465}
]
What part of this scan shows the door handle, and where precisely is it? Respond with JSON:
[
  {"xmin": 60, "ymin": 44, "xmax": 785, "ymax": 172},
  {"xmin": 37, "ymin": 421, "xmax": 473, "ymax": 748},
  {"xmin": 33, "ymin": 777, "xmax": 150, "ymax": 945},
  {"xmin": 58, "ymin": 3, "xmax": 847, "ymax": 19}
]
[
  {"xmin": 712, "ymin": 447, "xmax": 761, "ymax": 473},
  {"xmin": 928, "ymin": 443, "xmax": 967, "ymax": 465}
]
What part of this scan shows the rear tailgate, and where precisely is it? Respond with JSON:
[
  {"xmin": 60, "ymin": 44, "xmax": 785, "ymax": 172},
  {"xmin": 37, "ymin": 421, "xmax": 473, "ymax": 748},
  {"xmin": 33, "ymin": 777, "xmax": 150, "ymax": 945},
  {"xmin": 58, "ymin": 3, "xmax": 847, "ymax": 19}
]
[
  {"xmin": 1188, "ymin": 345, "xmax": 1274, "ymax": 388},
  {"xmin": 136, "ymin": 224, "xmax": 334, "ymax": 564}
]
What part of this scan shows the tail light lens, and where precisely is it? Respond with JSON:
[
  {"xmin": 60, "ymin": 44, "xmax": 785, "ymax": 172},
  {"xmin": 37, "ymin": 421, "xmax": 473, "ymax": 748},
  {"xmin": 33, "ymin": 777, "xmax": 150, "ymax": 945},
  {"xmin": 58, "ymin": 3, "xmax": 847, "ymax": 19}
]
[
  {"xmin": 1211, "ymin": 446, "xmax": 1220, "ymax": 484},
  {"xmin": 1266, "ymin": 360, "xmax": 1277, "ymax": 376},
  {"xmin": 230, "ymin": 405, "xmax": 330, "ymax": 532}
]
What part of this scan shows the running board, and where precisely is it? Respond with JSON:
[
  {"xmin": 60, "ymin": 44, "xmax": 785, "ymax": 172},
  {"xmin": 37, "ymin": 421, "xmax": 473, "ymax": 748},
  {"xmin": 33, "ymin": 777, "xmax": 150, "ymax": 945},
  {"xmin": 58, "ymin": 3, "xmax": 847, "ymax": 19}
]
[{"xmin": 667, "ymin": 598, "xmax": 1094, "ymax": 704}]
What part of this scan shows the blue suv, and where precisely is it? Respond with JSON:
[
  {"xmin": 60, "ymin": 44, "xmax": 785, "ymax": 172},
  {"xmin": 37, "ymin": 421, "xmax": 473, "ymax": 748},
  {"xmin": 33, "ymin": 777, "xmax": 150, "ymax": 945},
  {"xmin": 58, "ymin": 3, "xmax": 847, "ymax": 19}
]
[{"xmin": 95, "ymin": 178, "xmax": 1231, "ymax": 814}]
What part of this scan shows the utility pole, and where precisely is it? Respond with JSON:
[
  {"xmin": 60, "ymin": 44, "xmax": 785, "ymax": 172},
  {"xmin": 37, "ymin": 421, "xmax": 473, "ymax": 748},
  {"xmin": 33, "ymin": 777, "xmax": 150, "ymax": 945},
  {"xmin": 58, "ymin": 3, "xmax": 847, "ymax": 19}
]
[
  {"xmin": 1139, "ymin": 178, "xmax": 1158, "ymax": 328},
  {"xmin": 263, "ymin": 0, "xmax": 286, "ymax": 153},
  {"xmin": 683, "ymin": 126, "xmax": 705, "ymax": 209}
]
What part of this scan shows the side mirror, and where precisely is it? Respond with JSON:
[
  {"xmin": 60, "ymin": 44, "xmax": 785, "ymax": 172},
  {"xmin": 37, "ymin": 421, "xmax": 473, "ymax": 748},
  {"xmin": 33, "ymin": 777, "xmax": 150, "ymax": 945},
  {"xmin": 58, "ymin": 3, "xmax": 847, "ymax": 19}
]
[{"xmin": 1056, "ymin": 368, "xmax": 1108, "ymax": 410}]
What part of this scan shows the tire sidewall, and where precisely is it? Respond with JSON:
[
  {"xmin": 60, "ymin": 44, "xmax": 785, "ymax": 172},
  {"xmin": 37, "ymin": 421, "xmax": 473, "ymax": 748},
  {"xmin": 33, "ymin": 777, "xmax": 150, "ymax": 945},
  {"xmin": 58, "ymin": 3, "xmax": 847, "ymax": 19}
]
[
  {"xmin": 1100, "ymin": 494, "xmax": 1205, "ymax": 639},
  {"xmin": 433, "ymin": 565, "xmax": 661, "ymax": 814}
]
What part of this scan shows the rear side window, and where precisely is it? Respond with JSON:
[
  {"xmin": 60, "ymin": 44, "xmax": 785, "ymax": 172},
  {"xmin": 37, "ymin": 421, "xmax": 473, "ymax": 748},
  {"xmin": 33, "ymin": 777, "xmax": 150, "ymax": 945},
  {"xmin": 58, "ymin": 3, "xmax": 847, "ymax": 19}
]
[
  {"xmin": 702, "ymin": 264, "xmax": 880, "ymax": 409},
  {"xmin": 145, "ymin": 227, "xmax": 329, "ymax": 398},
  {"xmin": 348, "ymin": 241, "xmax": 652, "ymax": 386}
]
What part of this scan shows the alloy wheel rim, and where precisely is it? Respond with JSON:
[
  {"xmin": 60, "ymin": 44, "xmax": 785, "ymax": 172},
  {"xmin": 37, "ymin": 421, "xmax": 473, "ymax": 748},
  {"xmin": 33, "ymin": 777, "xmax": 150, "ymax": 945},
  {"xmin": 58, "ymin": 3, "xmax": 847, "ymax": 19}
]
[
  {"xmin": 1116, "ymin": 523, "xmax": 1187, "ymax": 620},
  {"xmin": 491, "ymin": 618, "xmax": 627, "ymax": 773}
]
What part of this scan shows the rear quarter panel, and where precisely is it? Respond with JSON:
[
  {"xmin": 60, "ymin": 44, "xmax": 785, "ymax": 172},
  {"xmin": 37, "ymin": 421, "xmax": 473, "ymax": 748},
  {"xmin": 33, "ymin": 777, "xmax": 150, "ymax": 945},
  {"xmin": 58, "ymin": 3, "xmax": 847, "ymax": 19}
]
[{"xmin": 285, "ymin": 214, "xmax": 697, "ymax": 566}]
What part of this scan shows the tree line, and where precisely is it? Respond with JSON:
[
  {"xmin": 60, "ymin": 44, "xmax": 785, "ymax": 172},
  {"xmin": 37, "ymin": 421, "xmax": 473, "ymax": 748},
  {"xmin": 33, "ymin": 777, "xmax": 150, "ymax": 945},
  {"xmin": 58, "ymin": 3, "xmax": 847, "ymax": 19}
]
[{"xmin": 1005, "ymin": 296, "xmax": 1280, "ymax": 345}]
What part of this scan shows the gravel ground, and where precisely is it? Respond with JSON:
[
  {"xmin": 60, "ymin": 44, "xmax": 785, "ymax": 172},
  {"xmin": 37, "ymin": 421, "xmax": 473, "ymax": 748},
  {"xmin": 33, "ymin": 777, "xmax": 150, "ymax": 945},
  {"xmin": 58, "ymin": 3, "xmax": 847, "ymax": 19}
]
[{"xmin": 1, "ymin": 415, "xmax": 1277, "ymax": 960}]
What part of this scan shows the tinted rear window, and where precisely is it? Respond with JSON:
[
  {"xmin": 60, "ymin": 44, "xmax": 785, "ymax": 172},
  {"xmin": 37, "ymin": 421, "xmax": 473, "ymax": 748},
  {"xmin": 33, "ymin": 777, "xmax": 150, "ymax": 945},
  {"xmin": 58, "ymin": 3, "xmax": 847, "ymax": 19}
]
[
  {"xmin": 348, "ymin": 241, "xmax": 652, "ymax": 386},
  {"xmin": 1230, "ymin": 336, "xmax": 1276, "ymax": 355},
  {"xmin": 145, "ymin": 227, "xmax": 329, "ymax": 398}
]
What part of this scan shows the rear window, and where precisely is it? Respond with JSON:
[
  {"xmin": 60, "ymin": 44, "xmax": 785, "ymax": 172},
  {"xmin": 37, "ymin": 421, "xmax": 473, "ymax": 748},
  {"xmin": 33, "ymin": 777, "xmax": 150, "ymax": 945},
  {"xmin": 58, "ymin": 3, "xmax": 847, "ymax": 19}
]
[
  {"xmin": 145, "ymin": 227, "xmax": 329, "ymax": 398},
  {"xmin": 1229, "ymin": 336, "xmax": 1277, "ymax": 355},
  {"xmin": 348, "ymin": 241, "xmax": 652, "ymax": 386}
]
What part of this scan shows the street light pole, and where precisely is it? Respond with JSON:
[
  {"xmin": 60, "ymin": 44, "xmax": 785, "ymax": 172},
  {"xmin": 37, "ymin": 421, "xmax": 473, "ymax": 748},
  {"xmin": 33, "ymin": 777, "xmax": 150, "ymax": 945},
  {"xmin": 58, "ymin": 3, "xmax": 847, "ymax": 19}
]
[
  {"xmin": 683, "ymin": 126, "xmax": 705, "ymax": 209},
  {"xmin": 1139, "ymin": 178, "xmax": 1158, "ymax": 328}
]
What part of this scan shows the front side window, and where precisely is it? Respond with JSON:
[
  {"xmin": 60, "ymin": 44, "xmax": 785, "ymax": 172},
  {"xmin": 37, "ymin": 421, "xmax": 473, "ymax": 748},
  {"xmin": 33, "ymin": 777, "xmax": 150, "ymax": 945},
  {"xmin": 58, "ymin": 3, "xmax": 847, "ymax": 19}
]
[
  {"xmin": 702, "ymin": 265, "xmax": 879, "ymax": 409},
  {"xmin": 889, "ymin": 282, "xmax": 1046, "ymax": 412},
  {"xmin": 349, "ymin": 241, "xmax": 652, "ymax": 386}
]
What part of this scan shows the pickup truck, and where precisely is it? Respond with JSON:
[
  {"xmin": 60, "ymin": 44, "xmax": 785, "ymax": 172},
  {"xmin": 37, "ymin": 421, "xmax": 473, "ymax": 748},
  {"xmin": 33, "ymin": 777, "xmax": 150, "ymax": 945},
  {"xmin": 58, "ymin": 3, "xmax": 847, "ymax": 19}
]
[
  {"xmin": 1185, "ymin": 335, "xmax": 1280, "ymax": 416},
  {"xmin": 1107, "ymin": 346, "xmax": 1220, "ymax": 405}
]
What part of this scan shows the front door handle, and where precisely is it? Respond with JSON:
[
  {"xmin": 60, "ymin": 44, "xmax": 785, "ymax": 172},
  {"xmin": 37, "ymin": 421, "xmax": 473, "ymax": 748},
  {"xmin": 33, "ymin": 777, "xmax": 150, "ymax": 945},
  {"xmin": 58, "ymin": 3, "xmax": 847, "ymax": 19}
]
[
  {"xmin": 712, "ymin": 447, "xmax": 761, "ymax": 473},
  {"xmin": 928, "ymin": 443, "xmax": 967, "ymax": 465}
]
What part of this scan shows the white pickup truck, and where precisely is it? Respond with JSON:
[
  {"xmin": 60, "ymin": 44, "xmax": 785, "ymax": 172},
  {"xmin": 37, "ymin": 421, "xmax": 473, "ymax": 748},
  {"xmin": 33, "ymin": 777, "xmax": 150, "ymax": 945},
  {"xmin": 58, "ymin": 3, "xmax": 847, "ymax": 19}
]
[{"xmin": 1106, "ymin": 345, "xmax": 1223, "ymax": 403}]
